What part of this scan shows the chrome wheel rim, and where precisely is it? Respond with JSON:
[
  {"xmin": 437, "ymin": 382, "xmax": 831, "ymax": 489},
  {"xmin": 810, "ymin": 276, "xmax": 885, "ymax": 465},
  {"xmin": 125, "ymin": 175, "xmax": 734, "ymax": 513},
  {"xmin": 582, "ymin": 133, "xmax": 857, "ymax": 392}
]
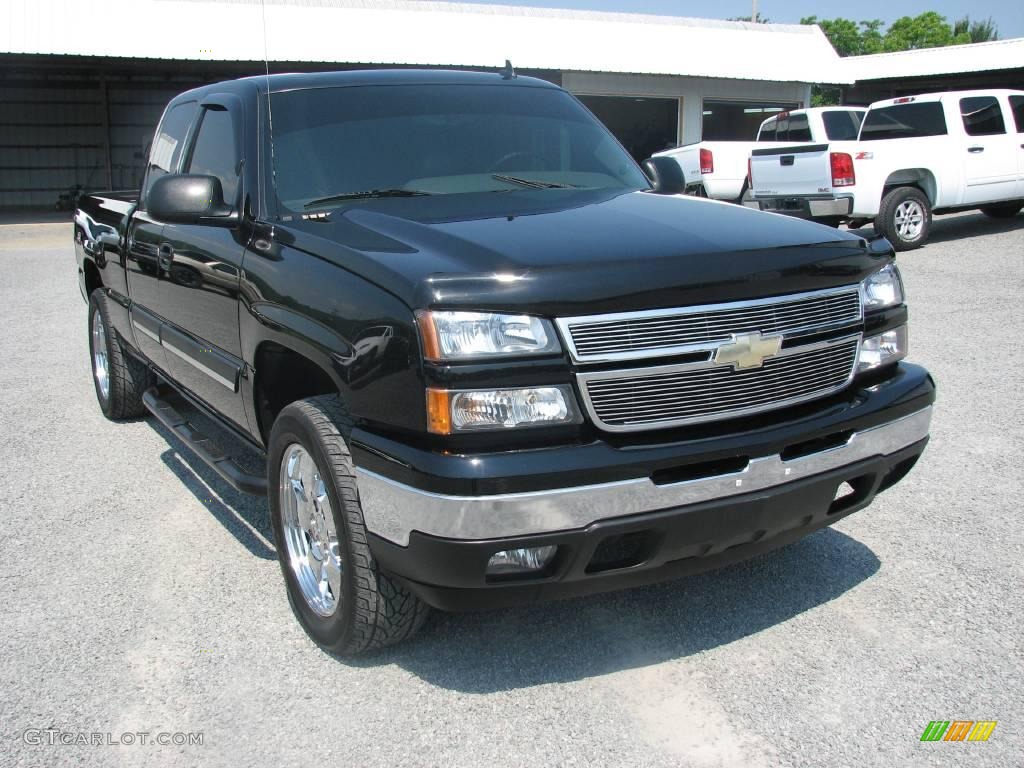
[
  {"xmin": 894, "ymin": 200, "xmax": 924, "ymax": 241},
  {"xmin": 91, "ymin": 308, "xmax": 110, "ymax": 401},
  {"xmin": 279, "ymin": 444, "xmax": 343, "ymax": 617}
]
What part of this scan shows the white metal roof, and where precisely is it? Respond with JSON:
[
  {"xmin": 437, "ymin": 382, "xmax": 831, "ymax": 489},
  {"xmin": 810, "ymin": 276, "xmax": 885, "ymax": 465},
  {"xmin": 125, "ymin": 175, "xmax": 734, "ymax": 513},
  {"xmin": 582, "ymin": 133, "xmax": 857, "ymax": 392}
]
[
  {"xmin": 0, "ymin": 0, "xmax": 849, "ymax": 83},
  {"xmin": 842, "ymin": 37, "xmax": 1024, "ymax": 82}
]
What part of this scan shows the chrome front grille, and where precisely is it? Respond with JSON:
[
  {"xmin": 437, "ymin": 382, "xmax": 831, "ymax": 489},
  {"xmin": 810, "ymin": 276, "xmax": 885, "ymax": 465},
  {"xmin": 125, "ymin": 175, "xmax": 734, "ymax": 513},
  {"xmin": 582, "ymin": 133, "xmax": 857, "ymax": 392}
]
[
  {"xmin": 580, "ymin": 335, "xmax": 860, "ymax": 431},
  {"xmin": 558, "ymin": 286, "xmax": 862, "ymax": 363}
]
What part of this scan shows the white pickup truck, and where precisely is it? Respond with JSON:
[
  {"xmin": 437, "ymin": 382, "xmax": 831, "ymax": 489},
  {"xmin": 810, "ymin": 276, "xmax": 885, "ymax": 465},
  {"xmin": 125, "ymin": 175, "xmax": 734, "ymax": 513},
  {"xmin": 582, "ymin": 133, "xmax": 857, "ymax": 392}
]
[
  {"xmin": 651, "ymin": 107, "xmax": 865, "ymax": 203},
  {"xmin": 750, "ymin": 89, "xmax": 1024, "ymax": 249}
]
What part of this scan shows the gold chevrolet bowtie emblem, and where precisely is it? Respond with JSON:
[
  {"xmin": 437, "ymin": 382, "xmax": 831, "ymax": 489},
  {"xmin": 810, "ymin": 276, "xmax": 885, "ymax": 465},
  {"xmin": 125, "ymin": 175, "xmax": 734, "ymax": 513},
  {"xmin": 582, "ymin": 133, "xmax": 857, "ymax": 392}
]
[{"xmin": 713, "ymin": 331, "xmax": 783, "ymax": 370}]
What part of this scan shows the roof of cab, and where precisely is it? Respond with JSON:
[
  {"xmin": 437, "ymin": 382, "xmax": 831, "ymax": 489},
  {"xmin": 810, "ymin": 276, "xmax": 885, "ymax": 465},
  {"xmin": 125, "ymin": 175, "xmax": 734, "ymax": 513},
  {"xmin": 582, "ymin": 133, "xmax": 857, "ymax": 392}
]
[{"xmin": 174, "ymin": 69, "xmax": 560, "ymax": 102}]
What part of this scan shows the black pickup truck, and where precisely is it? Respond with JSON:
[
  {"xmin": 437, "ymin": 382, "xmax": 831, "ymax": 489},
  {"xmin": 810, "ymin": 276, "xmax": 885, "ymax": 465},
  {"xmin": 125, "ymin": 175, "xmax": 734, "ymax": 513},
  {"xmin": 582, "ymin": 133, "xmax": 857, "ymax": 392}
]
[{"xmin": 74, "ymin": 69, "xmax": 935, "ymax": 654}]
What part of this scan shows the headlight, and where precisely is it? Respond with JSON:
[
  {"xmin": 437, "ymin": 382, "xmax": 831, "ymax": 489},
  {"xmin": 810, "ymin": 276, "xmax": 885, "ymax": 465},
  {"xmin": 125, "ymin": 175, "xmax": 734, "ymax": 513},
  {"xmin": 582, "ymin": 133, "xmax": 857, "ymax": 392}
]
[
  {"xmin": 426, "ymin": 386, "xmax": 580, "ymax": 434},
  {"xmin": 417, "ymin": 310, "xmax": 560, "ymax": 361},
  {"xmin": 860, "ymin": 263, "xmax": 904, "ymax": 310},
  {"xmin": 858, "ymin": 325, "xmax": 908, "ymax": 372}
]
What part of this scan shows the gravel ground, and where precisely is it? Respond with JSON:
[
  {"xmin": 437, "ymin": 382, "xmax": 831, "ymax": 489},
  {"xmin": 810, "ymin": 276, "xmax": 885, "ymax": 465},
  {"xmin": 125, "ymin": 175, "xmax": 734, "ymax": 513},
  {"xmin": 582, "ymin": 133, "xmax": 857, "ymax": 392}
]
[{"xmin": 0, "ymin": 211, "xmax": 1021, "ymax": 767}]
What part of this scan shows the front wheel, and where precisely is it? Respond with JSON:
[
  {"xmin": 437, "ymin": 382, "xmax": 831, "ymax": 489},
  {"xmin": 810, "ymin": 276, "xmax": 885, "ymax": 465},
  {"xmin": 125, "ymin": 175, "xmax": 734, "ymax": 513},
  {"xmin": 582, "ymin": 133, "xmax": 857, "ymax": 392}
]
[
  {"xmin": 875, "ymin": 187, "xmax": 931, "ymax": 251},
  {"xmin": 268, "ymin": 394, "xmax": 429, "ymax": 655},
  {"xmin": 980, "ymin": 202, "xmax": 1022, "ymax": 219}
]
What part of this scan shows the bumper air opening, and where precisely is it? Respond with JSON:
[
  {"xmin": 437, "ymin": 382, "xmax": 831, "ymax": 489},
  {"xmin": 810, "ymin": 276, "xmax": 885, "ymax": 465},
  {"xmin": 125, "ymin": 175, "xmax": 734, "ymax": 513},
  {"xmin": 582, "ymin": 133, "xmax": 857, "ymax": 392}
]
[
  {"xmin": 651, "ymin": 455, "xmax": 749, "ymax": 486},
  {"xmin": 877, "ymin": 454, "xmax": 921, "ymax": 494},
  {"xmin": 781, "ymin": 429, "xmax": 854, "ymax": 461},
  {"xmin": 586, "ymin": 531, "xmax": 657, "ymax": 574},
  {"xmin": 828, "ymin": 473, "xmax": 873, "ymax": 515}
]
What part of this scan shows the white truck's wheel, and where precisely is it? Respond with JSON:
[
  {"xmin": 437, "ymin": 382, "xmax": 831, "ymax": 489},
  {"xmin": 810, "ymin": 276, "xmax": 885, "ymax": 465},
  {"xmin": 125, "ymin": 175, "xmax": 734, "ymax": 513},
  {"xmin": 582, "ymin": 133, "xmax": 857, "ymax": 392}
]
[{"xmin": 875, "ymin": 187, "xmax": 931, "ymax": 251}]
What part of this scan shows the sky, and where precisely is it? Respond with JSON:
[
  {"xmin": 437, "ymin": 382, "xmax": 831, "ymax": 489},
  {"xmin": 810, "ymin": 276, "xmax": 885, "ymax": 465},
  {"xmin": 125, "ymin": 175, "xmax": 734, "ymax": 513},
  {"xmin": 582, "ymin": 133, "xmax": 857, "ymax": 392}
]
[{"xmin": 445, "ymin": 0, "xmax": 1024, "ymax": 40}]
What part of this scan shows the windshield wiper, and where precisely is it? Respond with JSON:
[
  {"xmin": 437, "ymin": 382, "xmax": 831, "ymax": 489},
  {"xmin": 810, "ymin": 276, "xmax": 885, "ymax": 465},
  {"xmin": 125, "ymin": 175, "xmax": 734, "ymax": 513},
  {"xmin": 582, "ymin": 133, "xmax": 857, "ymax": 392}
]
[
  {"xmin": 303, "ymin": 189, "xmax": 431, "ymax": 209},
  {"xmin": 491, "ymin": 174, "xmax": 574, "ymax": 190}
]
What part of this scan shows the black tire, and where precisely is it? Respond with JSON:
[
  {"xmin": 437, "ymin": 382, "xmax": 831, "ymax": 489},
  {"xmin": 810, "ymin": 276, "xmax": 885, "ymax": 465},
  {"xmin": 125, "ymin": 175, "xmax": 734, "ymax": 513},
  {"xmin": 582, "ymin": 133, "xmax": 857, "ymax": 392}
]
[
  {"xmin": 87, "ymin": 289, "xmax": 152, "ymax": 420},
  {"xmin": 875, "ymin": 186, "xmax": 932, "ymax": 251},
  {"xmin": 268, "ymin": 394, "xmax": 429, "ymax": 655},
  {"xmin": 980, "ymin": 202, "xmax": 1023, "ymax": 219}
]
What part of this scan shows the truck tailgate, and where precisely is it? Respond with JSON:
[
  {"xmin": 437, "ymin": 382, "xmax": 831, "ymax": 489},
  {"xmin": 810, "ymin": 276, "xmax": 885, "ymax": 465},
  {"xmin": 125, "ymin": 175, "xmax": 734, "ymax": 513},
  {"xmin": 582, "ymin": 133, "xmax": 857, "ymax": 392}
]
[{"xmin": 750, "ymin": 144, "xmax": 831, "ymax": 198}]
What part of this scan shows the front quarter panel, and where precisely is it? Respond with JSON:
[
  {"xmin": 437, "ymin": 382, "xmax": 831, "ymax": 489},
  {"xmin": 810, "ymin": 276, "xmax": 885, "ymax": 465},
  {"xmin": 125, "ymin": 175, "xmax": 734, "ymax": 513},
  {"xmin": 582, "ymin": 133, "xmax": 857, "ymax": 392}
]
[{"xmin": 238, "ymin": 227, "xmax": 425, "ymax": 440}]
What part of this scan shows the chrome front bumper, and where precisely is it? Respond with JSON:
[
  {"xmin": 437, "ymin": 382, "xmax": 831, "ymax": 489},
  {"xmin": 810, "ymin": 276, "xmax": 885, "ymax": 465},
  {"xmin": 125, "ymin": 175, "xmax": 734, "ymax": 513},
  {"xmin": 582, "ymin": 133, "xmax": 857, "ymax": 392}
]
[{"xmin": 356, "ymin": 407, "xmax": 932, "ymax": 546}]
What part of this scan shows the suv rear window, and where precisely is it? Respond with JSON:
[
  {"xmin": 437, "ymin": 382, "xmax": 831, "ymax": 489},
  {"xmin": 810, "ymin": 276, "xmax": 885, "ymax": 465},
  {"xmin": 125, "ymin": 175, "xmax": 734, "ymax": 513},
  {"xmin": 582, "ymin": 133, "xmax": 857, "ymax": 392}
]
[
  {"xmin": 823, "ymin": 110, "xmax": 865, "ymax": 140},
  {"xmin": 960, "ymin": 96, "xmax": 1005, "ymax": 136},
  {"xmin": 860, "ymin": 102, "xmax": 947, "ymax": 141}
]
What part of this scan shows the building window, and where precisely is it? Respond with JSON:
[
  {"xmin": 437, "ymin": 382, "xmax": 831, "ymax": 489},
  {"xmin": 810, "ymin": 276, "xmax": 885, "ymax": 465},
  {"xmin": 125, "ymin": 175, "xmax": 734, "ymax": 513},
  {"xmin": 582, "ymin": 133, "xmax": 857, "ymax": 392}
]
[
  {"xmin": 577, "ymin": 95, "xmax": 679, "ymax": 161},
  {"xmin": 702, "ymin": 100, "xmax": 798, "ymax": 141}
]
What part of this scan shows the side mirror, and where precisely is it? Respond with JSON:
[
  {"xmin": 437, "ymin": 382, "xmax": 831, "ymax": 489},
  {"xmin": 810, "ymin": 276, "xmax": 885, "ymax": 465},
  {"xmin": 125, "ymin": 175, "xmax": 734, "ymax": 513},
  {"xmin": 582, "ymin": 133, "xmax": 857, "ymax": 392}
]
[
  {"xmin": 642, "ymin": 156, "xmax": 687, "ymax": 196},
  {"xmin": 148, "ymin": 174, "xmax": 236, "ymax": 226}
]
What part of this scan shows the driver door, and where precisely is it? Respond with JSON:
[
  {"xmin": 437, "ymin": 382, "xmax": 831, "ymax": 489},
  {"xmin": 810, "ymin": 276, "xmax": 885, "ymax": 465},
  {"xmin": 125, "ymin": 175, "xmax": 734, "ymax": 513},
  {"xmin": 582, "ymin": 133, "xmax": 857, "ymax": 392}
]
[{"xmin": 151, "ymin": 100, "xmax": 249, "ymax": 431}]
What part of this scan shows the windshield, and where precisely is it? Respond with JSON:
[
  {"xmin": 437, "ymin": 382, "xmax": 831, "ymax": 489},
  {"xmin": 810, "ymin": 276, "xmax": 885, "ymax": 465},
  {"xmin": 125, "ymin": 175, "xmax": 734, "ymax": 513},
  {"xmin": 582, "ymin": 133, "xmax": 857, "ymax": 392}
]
[{"xmin": 268, "ymin": 84, "xmax": 649, "ymax": 212}]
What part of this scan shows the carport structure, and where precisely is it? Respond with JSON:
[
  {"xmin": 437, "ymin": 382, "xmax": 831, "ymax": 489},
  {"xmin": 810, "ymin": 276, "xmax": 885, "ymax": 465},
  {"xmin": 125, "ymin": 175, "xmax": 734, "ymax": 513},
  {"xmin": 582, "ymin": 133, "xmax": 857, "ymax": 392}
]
[
  {"xmin": 0, "ymin": 0, "xmax": 847, "ymax": 209},
  {"xmin": 841, "ymin": 37, "xmax": 1024, "ymax": 105}
]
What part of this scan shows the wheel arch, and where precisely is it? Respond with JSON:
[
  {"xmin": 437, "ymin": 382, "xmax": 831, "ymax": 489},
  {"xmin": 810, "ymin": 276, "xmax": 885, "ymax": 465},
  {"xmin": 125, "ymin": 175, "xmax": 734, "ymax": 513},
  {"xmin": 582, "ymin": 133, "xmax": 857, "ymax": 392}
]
[
  {"xmin": 882, "ymin": 169, "xmax": 937, "ymax": 207},
  {"xmin": 83, "ymin": 257, "xmax": 103, "ymax": 297},
  {"xmin": 252, "ymin": 339, "xmax": 346, "ymax": 445}
]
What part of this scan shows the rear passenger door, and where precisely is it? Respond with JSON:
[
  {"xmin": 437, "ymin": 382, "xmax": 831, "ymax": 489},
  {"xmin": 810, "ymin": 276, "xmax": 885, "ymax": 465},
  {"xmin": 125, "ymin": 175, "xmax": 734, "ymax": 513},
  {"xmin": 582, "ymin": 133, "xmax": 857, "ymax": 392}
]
[
  {"xmin": 1009, "ymin": 95, "xmax": 1024, "ymax": 198},
  {"xmin": 960, "ymin": 95, "xmax": 1017, "ymax": 204},
  {"xmin": 154, "ymin": 98, "xmax": 249, "ymax": 431}
]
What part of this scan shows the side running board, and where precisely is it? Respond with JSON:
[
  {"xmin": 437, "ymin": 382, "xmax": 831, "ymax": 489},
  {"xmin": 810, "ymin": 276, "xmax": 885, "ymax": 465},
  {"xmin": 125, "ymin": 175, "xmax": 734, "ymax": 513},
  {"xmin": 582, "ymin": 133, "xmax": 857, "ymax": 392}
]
[{"xmin": 142, "ymin": 386, "xmax": 267, "ymax": 495}]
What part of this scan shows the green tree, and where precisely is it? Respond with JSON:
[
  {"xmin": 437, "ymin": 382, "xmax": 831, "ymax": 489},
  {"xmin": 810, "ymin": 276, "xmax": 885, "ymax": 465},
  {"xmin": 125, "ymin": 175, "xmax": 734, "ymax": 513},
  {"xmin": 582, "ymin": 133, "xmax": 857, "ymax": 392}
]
[
  {"xmin": 953, "ymin": 16, "xmax": 999, "ymax": 43},
  {"xmin": 882, "ymin": 11, "xmax": 968, "ymax": 51},
  {"xmin": 801, "ymin": 16, "xmax": 863, "ymax": 56},
  {"xmin": 859, "ymin": 20, "xmax": 885, "ymax": 54}
]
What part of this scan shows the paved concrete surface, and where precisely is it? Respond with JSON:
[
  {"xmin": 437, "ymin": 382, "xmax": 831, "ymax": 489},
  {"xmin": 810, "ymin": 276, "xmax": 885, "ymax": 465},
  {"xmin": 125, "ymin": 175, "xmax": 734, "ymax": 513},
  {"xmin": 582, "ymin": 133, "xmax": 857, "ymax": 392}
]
[{"xmin": 1, "ymin": 212, "xmax": 1021, "ymax": 767}]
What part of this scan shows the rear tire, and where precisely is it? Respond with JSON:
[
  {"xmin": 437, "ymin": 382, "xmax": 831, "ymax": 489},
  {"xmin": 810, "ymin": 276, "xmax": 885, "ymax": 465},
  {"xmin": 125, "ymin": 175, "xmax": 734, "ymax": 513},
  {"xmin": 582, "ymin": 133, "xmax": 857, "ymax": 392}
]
[
  {"xmin": 268, "ymin": 394, "xmax": 429, "ymax": 655},
  {"xmin": 875, "ymin": 187, "xmax": 931, "ymax": 251},
  {"xmin": 980, "ymin": 202, "xmax": 1022, "ymax": 219},
  {"xmin": 88, "ymin": 289, "xmax": 152, "ymax": 420}
]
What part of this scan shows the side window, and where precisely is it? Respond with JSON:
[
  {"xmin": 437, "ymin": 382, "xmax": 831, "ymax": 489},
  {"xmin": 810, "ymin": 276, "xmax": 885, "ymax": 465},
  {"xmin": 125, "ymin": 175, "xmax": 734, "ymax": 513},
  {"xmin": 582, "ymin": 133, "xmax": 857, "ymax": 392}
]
[
  {"xmin": 142, "ymin": 101, "xmax": 197, "ymax": 202},
  {"xmin": 1008, "ymin": 96, "xmax": 1024, "ymax": 133},
  {"xmin": 960, "ymin": 96, "xmax": 1005, "ymax": 136},
  {"xmin": 860, "ymin": 103, "xmax": 947, "ymax": 141},
  {"xmin": 757, "ymin": 119, "xmax": 777, "ymax": 141},
  {"xmin": 787, "ymin": 114, "xmax": 811, "ymax": 141},
  {"xmin": 186, "ymin": 108, "xmax": 240, "ymax": 205}
]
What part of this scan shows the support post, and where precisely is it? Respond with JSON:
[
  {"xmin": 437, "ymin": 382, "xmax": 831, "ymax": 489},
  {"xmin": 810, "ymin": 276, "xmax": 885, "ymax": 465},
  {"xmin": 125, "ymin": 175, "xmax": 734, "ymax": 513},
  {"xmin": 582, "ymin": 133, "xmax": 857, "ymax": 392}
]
[{"xmin": 99, "ymin": 74, "xmax": 113, "ymax": 189}]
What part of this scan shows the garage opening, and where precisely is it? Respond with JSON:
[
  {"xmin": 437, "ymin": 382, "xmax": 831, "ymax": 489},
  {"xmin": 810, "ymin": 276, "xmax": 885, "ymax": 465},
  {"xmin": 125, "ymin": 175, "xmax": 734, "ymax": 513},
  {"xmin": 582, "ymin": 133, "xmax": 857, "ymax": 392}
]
[
  {"xmin": 701, "ymin": 99, "xmax": 799, "ymax": 141},
  {"xmin": 577, "ymin": 95, "xmax": 679, "ymax": 162}
]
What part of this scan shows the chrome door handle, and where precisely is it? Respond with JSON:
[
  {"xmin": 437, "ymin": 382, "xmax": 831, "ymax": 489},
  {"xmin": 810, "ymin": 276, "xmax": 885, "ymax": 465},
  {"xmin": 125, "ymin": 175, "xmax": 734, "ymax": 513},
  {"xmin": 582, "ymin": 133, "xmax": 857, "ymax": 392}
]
[
  {"xmin": 158, "ymin": 243, "xmax": 174, "ymax": 272},
  {"xmin": 967, "ymin": 146, "xmax": 985, "ymax": 153}
]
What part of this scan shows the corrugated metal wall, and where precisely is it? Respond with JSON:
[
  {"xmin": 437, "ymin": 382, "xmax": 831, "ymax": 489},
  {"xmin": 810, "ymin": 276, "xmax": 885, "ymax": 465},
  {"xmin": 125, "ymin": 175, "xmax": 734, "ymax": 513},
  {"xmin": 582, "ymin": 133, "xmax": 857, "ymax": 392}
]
[
  {"xmin": 0, "ymin": 74, "xmax": 186, "ymax": 208},
  {"xmin": 0, "ymin": 77, "xmax": 105, "ymax": 208}
]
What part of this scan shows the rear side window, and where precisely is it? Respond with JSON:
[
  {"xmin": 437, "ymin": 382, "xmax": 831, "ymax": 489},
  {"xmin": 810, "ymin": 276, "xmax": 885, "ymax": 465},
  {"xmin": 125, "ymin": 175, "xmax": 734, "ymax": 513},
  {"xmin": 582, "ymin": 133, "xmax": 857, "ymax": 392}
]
[
  {"xmin": 757, "ymin": 119, "xmax": 777, "ymax": 141},
  {"xmin": 1011, "ymin": 96, "xmax": 1024, "ymax": 132},
  {"xmin": 823, "ymin": 110, "xmax": 865, "ymax": 141},
  {"xmin": 787, "ymin": 114, "xmax": 811, "ymax": 141},
  {"xmin": 960, "ymin": 96, "xmax": 1006, "ymax": 136},
  {"xmin": 860, "ymin": 102, "xmax": 947, "ymax": 141},
  {"xmin": 143, "ymin": 101, "xmax": 196, "ymax": 201},
  {"xmin": 186, "ymin": 108, "xmax": 240, "ymax": 205}
]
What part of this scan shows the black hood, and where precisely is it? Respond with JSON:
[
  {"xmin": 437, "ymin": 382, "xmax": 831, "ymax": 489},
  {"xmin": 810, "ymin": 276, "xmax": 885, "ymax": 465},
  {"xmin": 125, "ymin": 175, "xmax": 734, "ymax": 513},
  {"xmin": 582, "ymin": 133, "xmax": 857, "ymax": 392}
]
[{"xmin": 279, "ymin": 188, "xmax": 886, "ymax": 315}]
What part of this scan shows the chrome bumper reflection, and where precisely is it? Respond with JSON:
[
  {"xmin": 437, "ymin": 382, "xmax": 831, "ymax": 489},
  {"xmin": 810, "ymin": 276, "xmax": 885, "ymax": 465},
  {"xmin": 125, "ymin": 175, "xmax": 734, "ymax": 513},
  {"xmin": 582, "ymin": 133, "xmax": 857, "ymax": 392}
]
[{"xmin": 356, "ymin": 407, "xmax": 932, "ymax": 545}]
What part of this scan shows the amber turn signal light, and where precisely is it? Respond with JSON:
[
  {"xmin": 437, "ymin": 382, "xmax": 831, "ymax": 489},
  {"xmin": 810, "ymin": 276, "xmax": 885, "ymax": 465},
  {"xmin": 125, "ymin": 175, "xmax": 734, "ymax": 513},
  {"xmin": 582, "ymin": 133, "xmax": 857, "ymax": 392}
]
[{"xmin": 426, "ymin": 388, "xmax": 452, "ymax": 435}]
